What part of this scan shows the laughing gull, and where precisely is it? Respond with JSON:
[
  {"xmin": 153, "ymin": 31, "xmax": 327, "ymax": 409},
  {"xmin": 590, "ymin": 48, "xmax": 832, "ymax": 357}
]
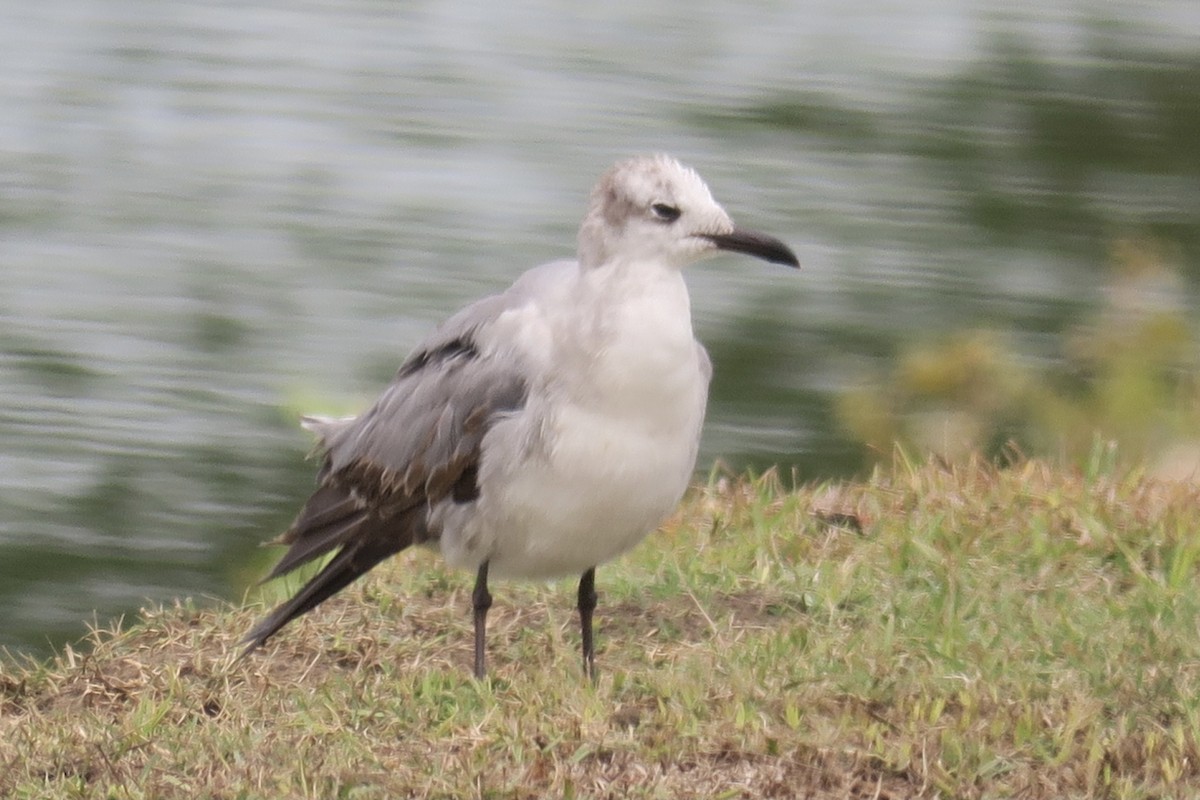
[{"xmin": 242, "ymin": 154, "xmax": 798, "ymax": 678}]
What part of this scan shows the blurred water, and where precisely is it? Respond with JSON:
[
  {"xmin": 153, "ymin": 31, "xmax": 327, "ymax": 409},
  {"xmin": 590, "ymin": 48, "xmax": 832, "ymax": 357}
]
[{"xmin": 2, "ymin": 0, "xmax": 1198, "ymax": 657}]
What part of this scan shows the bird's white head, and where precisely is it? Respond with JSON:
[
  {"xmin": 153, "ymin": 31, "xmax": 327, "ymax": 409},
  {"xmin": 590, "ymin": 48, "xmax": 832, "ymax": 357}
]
[{"xmin": 577, "ymin": 154, "xmax": 799, "ymax": 272}]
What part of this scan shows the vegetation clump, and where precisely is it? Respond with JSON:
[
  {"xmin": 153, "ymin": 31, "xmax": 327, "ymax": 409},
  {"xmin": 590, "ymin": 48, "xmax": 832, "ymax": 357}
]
[{"xmin": 838, "ymin": 238, "xmax": 1200, "ymax": 479}]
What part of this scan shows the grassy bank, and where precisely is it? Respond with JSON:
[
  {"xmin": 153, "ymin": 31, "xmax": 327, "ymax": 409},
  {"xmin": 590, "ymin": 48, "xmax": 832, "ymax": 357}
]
[{"xmin": 3, "ymin": 457, "xmax": 1200, "ymax": 799}]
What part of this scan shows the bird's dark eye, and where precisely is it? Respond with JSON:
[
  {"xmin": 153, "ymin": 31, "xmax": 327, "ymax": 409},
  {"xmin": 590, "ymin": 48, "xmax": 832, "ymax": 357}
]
[{"xmin": 651, "ymin": 203, "xmax": 681, "ymax": 223}]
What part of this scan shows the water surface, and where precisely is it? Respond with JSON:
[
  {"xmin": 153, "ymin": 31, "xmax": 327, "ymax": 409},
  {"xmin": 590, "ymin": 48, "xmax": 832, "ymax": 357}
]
[{"xmin": 2, "ymin": 0, "xmax": 1198, "ymax": 656}]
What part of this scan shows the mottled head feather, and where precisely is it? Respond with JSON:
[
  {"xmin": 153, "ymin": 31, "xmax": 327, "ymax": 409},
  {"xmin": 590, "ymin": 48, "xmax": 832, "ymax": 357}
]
[{"xmin": 577, "ymin": 154, "xmax": 736, "ymax": 270}]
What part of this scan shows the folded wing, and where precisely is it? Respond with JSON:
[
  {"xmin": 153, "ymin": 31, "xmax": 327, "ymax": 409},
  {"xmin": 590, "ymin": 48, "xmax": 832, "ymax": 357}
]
[{"xmin": 242, "ymin": 322, "xmax": 528, "ymax": 653}]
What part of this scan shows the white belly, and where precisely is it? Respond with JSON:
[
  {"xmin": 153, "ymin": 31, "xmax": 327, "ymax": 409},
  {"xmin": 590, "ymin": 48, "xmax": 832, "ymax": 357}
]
[
  {"xmin": 435, "ymin": 262, "xmax": 710, "ymax": 579},
  {"xmin": 488, "ymin": 401, "xmax": 701, "ymax": 577},
  {"xmin": 443, "ymin": 358, "xmax": 706, "ymax": 575}
]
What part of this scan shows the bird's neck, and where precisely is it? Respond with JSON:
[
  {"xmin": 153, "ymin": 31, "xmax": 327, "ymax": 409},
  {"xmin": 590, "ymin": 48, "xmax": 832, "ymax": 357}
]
[
  {"xmin": 572, "ymin": 257, "xmax": 696, "ymax": 379},
  {"xmin": 582, "ymin": 255, "xmax": 688, "ymax": 305}
]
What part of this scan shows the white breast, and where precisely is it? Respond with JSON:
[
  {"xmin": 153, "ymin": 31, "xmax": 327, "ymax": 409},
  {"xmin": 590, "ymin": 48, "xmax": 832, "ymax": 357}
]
[{"xmin": 437, "ymin": 263, "xmax": 710, "ymax": 580}]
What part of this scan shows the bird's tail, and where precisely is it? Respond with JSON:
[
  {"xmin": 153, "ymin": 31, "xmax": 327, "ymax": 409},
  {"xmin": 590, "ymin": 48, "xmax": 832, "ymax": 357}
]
[{"xmin": 239, "ymin": 486, "xmax": 423, "ymax": 656}]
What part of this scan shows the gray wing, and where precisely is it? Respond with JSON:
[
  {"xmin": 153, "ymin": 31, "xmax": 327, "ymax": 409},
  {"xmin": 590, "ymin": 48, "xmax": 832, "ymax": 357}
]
[
  {"xmin": 313, "ymin": 329, "xmax": 527, "ymax": 507},
  {"xmin": 241, "ymin": 288, "xmax": 532, "ymax": 653}
]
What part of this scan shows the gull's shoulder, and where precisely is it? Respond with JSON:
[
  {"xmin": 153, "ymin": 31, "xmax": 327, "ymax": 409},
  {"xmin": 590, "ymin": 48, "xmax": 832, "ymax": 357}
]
[
  {"xmin": 419, "ymin": 259, "xmax": 580, "ymax": 352},
  {"xmin": 301, "ymin": 258, "xmax": 581, "ymax": 489}
]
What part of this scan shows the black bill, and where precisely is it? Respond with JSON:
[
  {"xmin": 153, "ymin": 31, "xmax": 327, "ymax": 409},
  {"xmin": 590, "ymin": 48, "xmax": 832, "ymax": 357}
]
[{"xmin": 702, "ymin": 228, "xmax": 800, "ymax": 268}]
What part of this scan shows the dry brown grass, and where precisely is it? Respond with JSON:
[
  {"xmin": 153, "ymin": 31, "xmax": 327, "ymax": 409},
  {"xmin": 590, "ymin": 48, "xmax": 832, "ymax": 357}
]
[{"xmin": 4, "ymin": 456, "xmax": 1200, "ymax": 798}]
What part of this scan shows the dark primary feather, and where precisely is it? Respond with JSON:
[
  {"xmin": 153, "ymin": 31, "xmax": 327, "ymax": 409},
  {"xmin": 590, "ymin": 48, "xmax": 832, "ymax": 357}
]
[
  {"xmin": 242, "ymin": 509, "xmax": 427, "ymax": 650},
  {"xmin": 260, "ymin": 485, "xmax": 367, "ymax": 581},
  {"xmin": 241, "ymin": 328, "xmax": 528, "ymax": 655}
]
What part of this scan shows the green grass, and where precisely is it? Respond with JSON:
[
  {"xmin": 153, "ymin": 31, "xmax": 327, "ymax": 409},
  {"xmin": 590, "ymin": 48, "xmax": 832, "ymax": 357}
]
[{"xmin": 3, "ymin": 457, "xmax": 1200, "ymax": 798}]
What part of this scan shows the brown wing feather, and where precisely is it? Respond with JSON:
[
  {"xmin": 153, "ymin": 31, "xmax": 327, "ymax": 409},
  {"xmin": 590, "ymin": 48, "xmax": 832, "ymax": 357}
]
[
  {"xmin": 241, "ymin": 508, "xmax": 428, "ymax": 653},
  {"xmin": 242, "ymin": 336, "xmax": 527, "ymax": 654}
]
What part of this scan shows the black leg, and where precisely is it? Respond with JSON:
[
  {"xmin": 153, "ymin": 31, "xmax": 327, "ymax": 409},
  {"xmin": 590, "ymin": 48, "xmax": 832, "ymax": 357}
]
[
  {"xmin": 472, "ymin": 562, "xmax": 492, "ymax": 679},
  {"xmin": 577, "ymin": 567, "xmax": 598, "ymax": 681}
]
